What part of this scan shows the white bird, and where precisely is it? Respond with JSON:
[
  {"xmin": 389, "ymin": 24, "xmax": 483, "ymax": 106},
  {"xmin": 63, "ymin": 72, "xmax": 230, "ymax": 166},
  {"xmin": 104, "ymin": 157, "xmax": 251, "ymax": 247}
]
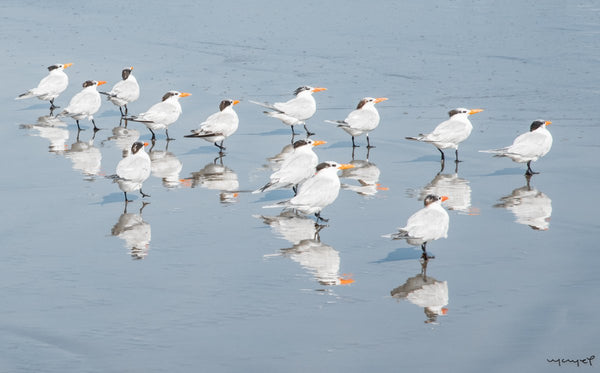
[
  {"xmin": 325, "ymin": 97, "xmax": 388, "ymax": 148},
  {"xmin": 250, "ymin": 86, "xmax": 327, "ymax": 136},
  {"xmin": 115, "ymin": 141, "xmax": 151, "ymax": 202},
  {"xmin": 386, "ymin": 194, "xmax": 449, "ymax": 259},
  {"xmin": 16, "ymin": 63, "xmax": 72, "ymax": 111},
  {"xmin": 406, "ymin": 108, "xmax": 484, "ymax": 162},
  {"xmin": 126, "ymin": 91, "xmax": 191, "ymax": 141},
  {"xmin": 479, "ymin": 120, "xmax": 553, "ymax": 175},
  {"xmin": 58, "ymin": 80, "xmax": 106, "ymax": 131},
  {"xmin": 184, "ymin": 99, "xmax": 240, "ymax": 151},
  {"xmin": 253, "ymin": 139, "xmax": 326, "ymax": 194},
  {"xmin": 264, "ymin": 161, "xmax": 354, "ymax": 222},
  {"xmin": 100, "ymin": 66, "xmax": 139, "ymax": 117}
]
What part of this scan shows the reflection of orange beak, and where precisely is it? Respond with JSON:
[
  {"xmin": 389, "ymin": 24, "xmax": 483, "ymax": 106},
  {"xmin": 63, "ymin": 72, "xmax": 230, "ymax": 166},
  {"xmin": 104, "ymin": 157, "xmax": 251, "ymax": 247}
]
[
  {"xmin": 374, "ymin": 97, "xmax": 388, "ymax": 104},
  {"xmin": 339, "ymin": 277, "xmax": 354, "ymax": 285},
  {"xmin": 338, "ymin": 163, "xmax": 355, "ymax": 170},
  {"xmin": 232, "ymin": 100, "xmax": 240, "ymax": 105},
  {"xmin": 545, "ymin": 120, "xmax": 552, "ymax": 126},
  {"xmin": 441, "ymin": 196, "xmax": 449, "ymax": 202},
  {"xmin": 312, "ymin": 140, "xmax": 327, "ymax": 146},
  {"xmin": 97, "ymin": 81, "xmax": 107, "ymax": 86},
  {"xmin": 312, "ymin": 87, "xmax": 327, "ymax": 93},
  {"xmin": 442, "ymin": 308, "xmax": 449, "ymax": 315},
  {"xmin": 179, "ymin": 178, "xmax": 192, "ymax": 188},
  {"xmin": 179, "ymin": 92, "xmax": 192, "ymax": 97},
  {"xmin": 468, "ymin": 108, "xmax": 484, "ymax": 115},
  {"xmin": 63, "ymin": 63, "xmax": 73, "ymax": 68},
  {"xmin": 376, "ymin": 183, "xmax": 389, "ymax": 191}
]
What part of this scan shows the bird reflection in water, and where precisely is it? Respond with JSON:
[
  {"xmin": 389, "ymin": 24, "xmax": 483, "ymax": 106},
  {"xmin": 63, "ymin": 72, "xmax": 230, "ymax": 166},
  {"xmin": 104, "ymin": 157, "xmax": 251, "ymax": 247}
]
[
  {"xmin": 259, "ymin": 212, "xmax": 354, "ymax": 287},
  {"xmin": 19, "ymin": 115, "xmax": 69, "ymax": 155},
  {"xmin": 149, "ymin": 141, "xmax": 183, "ymax": 188},
  {"xmin": 65, "ymin": 128, "xmax": 102, "ymax": 181},
  {"xmin": 111, "ymin": 202, "xmax": 151, "ymax": 260},
  {"xmin": 493, "ymin": 174, "xmax": 552, "ymax": 230},
  {"xmin": 181, "ymin": 154, "xmax": 239, "ymax": 203},
  {"xmin": 341, "ymin": 148, "xmax": 388, "ymax": 197},
  {"xmin": 414, "ymin": 160, "xmax": 477, "ymax": 214},
  {"xmin": 102, "ymin": 120, "xmax": 140, "ymax": 158},
  {"xmin": 391, "ymin": 259, "xmax": 448, "ymax": 324}
]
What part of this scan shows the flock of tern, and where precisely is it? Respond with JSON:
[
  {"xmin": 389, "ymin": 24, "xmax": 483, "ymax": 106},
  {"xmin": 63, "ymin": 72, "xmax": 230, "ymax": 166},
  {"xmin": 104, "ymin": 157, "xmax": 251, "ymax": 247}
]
[{"xmin": 16, "ymin": 63, "xmax": 554, "ymax": 262}]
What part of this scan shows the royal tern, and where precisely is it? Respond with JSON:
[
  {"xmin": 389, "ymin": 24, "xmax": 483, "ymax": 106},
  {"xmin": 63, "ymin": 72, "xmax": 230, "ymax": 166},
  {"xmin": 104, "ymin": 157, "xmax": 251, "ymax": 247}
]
[
  {"xmin": 325, "ymin": 97, "xmax": 388, "ymax": 148},
  {"xmin": 126, "ymin": 91, "xmax": 191, "ymax": 141},
  {"xmin": 406, "ymin": 108, "xmax": 484, "ymax": 162},
  {"xmin": 104, "ymin": 126, "xmax": 140, "ymax": 158},
  {"xmin": 263, "ymin": 161, "xmax": 354, "ymax": 222},
  {"xmin": 253, "ymin": 139, "xmax": 326, "ymax": 194},
  {"xmin": 184, "ymin": 99, "xmax": 240, "ymax": 151},
  {"xmin": 250, "ymin": 86, "xmax": 326, "ymax": 136},
  {"xmin": 479, "ymin": 120, "xmax": 552, "ymax": 175},
  {"xmin": 100, "ymin": 66, "xmax": 139, "ymax": 117},
  {"xmin": 115, "ymin": 141, "xmax": 151, "ymax": 202},
  {"xmin": 16, "ymin": 63, "xmax": 72, "ymax": 111},
  {"xmin": 58, "ymin": 80, "xmax": 106, "ymax": 131},
  {"xmin": 386, "ymin": 194, "xmax": 449, "ymax": 259}
]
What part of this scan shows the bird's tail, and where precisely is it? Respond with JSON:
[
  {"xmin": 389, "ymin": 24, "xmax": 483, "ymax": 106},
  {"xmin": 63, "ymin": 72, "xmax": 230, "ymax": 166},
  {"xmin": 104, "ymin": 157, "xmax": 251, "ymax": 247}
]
[
  {"xmin": 123, "ymin": 116, "xmax": 152, "ymax": 123},
  {"xmin": 252, "ymin": 181, "xmax": 274, "ymax": 194},
  {"xmin": 262, "ymin": 200, "xmax": 290, "ymax": 209},
  {"xmin": 479, "ymin": 148, "xmax": 508, "ymax": 156},
  {"xmin": 15, "ymin": 91, "xmax": 35, "ymax": 100},
  {"xmin": 382, "ymin": 229, "xmax": 410, "ymax": 240},
  {"xmin": 405, "ymin": 134, "xmax": 426, "ymax": 141},
  {"xmin": 249, "ymin": 100, "xmax": 276, "ymax": 110}
]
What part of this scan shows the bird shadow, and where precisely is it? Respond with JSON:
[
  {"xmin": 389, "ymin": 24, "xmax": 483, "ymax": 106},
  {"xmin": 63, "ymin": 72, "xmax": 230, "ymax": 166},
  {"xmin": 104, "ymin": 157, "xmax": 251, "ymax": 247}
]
[
  {"xmin": 482, "ymin": 167, "xmax": 526, "ymax": 177},
  {"xmin": 94, "ymin": 192, "xmax": 137, "ymax": 205},
  {"xmin": 252, "ymin": 189, "xmax": 293, "ymax": 203},
  {"xmin": 372, "ymin": 247, "xmax": 424, "ymax": 264}
]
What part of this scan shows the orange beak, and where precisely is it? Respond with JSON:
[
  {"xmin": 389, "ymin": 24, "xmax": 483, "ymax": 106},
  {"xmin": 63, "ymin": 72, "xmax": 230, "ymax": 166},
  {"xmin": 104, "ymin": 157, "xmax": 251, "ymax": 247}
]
[
  {"xmin": 143, "ymin": 142, "xmax": 149, "ymax": 146},
  {"xmin": 374, "ymin": 97, "xmax": 388, "ymax": 104},
  {"xmin": 337, "ymin": 163, "xmax": 355, "ymax": 170},
  {"xmin": 97, "ymin": 81, "xmax": 107, "ymax": 86},
  {"xmin": 339, "ymin": 277, "xmax": 355, "ymax": 285},
  {"xmin": 545, "ymin": 120, "xmax": 552, "ymax": 126},
  {"xmin": 311, "ymin": 140, "xmax": 327, "ymax": 146},
  {"xmin": 312, "ymin": 87, "xmax": 327, "ymax": 93},
  {"xmin": 63, "ymin": 63, "xmax": 73, "ymax": 68},
  {"xmin": 130, "ymin": 66, "xmax": 134, "ymax": 70},
  {"xmin": 232, "ymin": 100, "xmax": 240, "ymax": 105},
  {"xmin": 469, "ymin": 109, "xmax": 484, "ymax": 115},
  {"xmin": 179, "ymin": 92, "xmax": 192, "ymax": 98},
  {"xmin": 441, "ymin": 196, "xmax": 449, "ymax": 202}
]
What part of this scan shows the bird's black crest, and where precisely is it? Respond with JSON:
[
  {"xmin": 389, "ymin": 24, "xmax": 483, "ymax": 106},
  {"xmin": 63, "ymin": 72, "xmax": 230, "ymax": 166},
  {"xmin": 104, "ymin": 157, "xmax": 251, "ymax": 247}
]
[
  {"xmin": 162, "ymin": 92, "xmax": 177, "ymax": 101},
  {"xmin": 82, "ymin": 80, "xmax": 95, "ymax": 88},
  {"xmin": 293, "ymin": 139, "xmax": 309, "ymax": 148},
  {"xmin": 530, "ymin": 120, "xmax": 545, "ymax": 132},
  {"xmin": 316, "ymin": 162, "xmax": 332, "ymax": 172},
  {"xmin": 356, "ymin": 98, "xmax": 369, "ymax": 110},
  {"xmin": 219, "ymin": 100, "xmax": 233, "ymax": 111},
  {"xmin": 424, "ymin": 194, "xmax": 440, "ymax": 206},
  {"xmin": 294, "ymin": 86, "xmax": 311, "ymax": 96},
  {"xmin": 121, "ymin": 68, "xmax": 132, "ymax": 80},
  {"xmin": 47, "ymin": 65, "xmax": 60, "ymax": 71},
  {"xmin": 131, "ymin": 142, "xmax": 144, "ymax": 154},
  {"xmin": 448, "ymin": 109, "xmax": 467, "ymax": 117}
]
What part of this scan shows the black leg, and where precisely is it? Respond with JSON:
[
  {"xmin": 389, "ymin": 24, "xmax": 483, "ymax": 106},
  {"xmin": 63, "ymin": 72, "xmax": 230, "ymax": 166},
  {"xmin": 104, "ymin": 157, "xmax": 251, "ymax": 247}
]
[
  {"xmin": 290, "ymin": 125, "xmax": 301, "ymax": 136},
  {"xmin": 76, "ymin": 120, "xmax": 81, "ymax": 131},
  {"xmin": 49, "ymin": 98, "xmax": 59, "ymax": 109},
  {"xmin": 292, "ymin": 185, "xmax": 298, "ymax": 195},
  {"xmin": 304, "ymin": 124, "xmax": 315, "ymax": 137},
  {"xmin": 214, "ymin": 141, "xmax": 226, "ymax": 151},
  {"xmin": 352, "ymin": 136, "xmax": 359, "ymax": 148},
  {"xmin": 119, "ymin": 107, "xmax": 124, "ymax": 117},
  {"xmin": 438, "ymin": 148, "xmax": 445, "ymax": 161},
  {"xmin": 315, "ymin": 212, "xmax": 329, "ymax": 222},
  {"xmin": 140, "ymin": 188, "xmax": 151, "ymax": 198},
  {"xmin": 92, "ymin": 119, "xmax": 100, "ymax": 131},
  {"xmin": 124, "ymin": 192, "xmax": 132, "ymax": 203},
  {"xmin": 166, "ymin": 129, "xmax": 175, "ymax": 141},
  {"xmin": 455, "ymin": 149, "xmax": 462, "ymax": 163},
  {"xmin": 149, "ymin": 128, "xmax": 156, "ymax": 141},
  {"xmin": 421, "ymin": 242, "xmax": 435, "ymax": 259},
  {"xmin": 525, "ymin": 161, "xmax": 539, "ymax": 175},
  {"xmin": 366, "ymin": 134, "xmax": 375, "ymax": 149},
  {"xmin": 124, "ymin": 105, "xmax": 128, "ymax": 116}
]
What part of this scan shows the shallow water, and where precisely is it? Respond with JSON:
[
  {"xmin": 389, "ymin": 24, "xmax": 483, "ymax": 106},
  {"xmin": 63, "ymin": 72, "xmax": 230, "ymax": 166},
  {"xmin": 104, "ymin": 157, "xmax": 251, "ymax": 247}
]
[{"xmin": 1, "ymin": 1, "xmax": 599, "ymax": 372}]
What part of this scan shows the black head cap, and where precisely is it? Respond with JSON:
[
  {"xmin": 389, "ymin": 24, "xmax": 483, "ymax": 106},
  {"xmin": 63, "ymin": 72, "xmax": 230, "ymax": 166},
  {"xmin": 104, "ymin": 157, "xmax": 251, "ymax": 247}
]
[
  {"xmin": 294, "ymin": 86, "xmax": 311, "ymax": 96},
  {"xmin": 82, "ymin": 80, "xmax": 95, "ymax": 88},
  {"xmin": 356, "ymin": 98, "xmax": 374, "ymax": 110},
  {"xmin": 121, "ymin": 67, "xmax": 132, "ymax": 80},
  {"xmin": 424, "ymin": 194, "xmax": 440, "ymax": 206},
  {"xmin": 162, "ymin": 91, "xmax": 178, "ymax": 101},
  {"xmin": 293, "ymin": 139, "xmax": 310, "ymax": 148},
  {"xmin": 530, "ymin": 120, "xmax": 546, "ymax": 132},
  {"xmin": 448, "ymin": 108, "xmax": 468, "ymax": 117},
  {"xmin": 131, "ymin": 142, "xmax": 144, "ymax": 154},
  {"xmin": 219, "ymin": 99, "xmax": 234, "ymax": 111},
  {"xmin": 47, "ymin": 64, "xmax": 60, "ymax": 71},
  {"xmin": 316, "ymin": 161, "xmax": 337, "ymax": 172}
]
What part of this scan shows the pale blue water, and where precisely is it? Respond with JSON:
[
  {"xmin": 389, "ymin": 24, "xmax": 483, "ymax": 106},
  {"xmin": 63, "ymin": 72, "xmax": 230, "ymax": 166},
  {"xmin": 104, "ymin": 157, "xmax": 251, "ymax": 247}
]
[{"xmin": 1, "ymin": 1, "xmax": 599, "ymax": 372}]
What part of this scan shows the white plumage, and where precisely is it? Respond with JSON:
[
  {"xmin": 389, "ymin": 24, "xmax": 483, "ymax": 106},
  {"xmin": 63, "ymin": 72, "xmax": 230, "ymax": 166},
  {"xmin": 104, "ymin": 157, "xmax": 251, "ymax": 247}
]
[
  {"xmin": 185, "ymin": 99, "xmax": 240, "ymax": 151},
  {"xmin": 101, "ymin": 66, "xmax": 139, "ymax": 116},
  {"xmin": 58, "ymin": 80, "xmax": 106, "ymax": 130},
  {"xmin": 115, "ymin": 141, "xmax": 151, "ymax": 202},
  {"xmin": 16, "ymin": 63, "xmax": 72, "ymax": 110},
  {"xmin": 326, "ymin": 97, "xmax": 387, "ymax": 147},
  {"xmin": 128, "ymin": 91, "xmax": 191, "ymax": 140}
]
